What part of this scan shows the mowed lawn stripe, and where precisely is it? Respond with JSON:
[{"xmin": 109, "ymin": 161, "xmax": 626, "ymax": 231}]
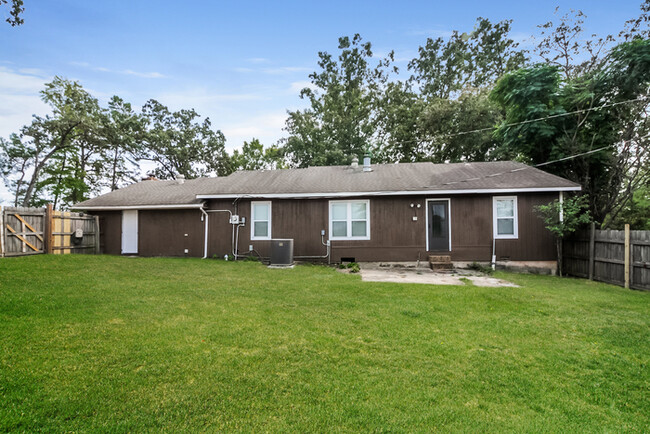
[{"xmin": 0, "ymin": 255, "xmax": 648, "ymax": 432}]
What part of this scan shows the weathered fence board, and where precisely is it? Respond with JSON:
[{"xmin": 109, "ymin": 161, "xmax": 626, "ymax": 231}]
[
  {"xmin": 52, "ymin": 210, "xmax": 99, "ymax": 254},
  {"xmin": 1, "ymin": 205, "xmax": 99, "ymax": 257},
  {"xmin": 564, "ymin": 224, "xmax": 650, "ymax": 291},
  {"xmin": 2, "ymin": 206, "xmax": 46, "ymax": 256}
]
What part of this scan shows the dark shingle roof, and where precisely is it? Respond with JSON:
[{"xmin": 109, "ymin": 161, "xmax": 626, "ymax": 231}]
[
  {"xmin": 73, "ymin": 161, "xmax": 581, "ymax": 209},
  {"xmin": 73, "ymin": 178, "xmax": 209, "ymax": 209},
  {"xmin": 196, "ymin": 161, "xmax": 580, "ymax": 197}
]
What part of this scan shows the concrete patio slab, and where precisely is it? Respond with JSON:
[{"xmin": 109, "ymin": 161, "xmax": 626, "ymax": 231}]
[{"xmin": 354, "ymin": 263, "xmax": 518, "ymax": 287}]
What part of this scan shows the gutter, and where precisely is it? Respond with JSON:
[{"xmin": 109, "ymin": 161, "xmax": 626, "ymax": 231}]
[
  {"xmin": 73, "ymin": 204, "xmax": 205, "ymax": 211},
  {"xmin": 195, "ymin": 186, "xmax": 582, "ymax": 200}
]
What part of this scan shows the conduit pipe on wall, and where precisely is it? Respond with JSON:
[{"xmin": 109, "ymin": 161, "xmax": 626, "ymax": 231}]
[
  {"xmin": 491, "ymin": 237, "xmax": 496, "ymax": 270},
  {"xmin": 200, "ymin": 208, "xmax": 209, "ymax": 259},
  {"xmin": 294, "ymin": 233, "xmax": 331, "ymax": 261},
  {"xmin": 233, "ymin": 221, "xmax": 246, "ymax": 260}
]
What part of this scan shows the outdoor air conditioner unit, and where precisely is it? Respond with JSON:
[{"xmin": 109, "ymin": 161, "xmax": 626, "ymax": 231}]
[{"xmin": 269, "ymin": 239, "xmax": 294, "ymax": 267}]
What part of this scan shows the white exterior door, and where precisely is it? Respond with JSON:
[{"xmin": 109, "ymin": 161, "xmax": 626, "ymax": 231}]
[{"xmin": 121, "ymin": 210, "xmax": 138, "ymax": 254}]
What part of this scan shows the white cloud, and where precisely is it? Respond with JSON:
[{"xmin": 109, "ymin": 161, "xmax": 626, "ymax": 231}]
[
  {"xmin": 233, "ymin": 65, "xmax": 312, "ymax": 76},
  {"xmin": 155, "ymin": 89, "xmax": 268, "ymax": 112},
  {"xmin": 222, "ymin": 112, "xmax": 288, "ymax": 151},
  {"xmin": 17, "ymin": 67, "xmax": 48, "ymax": 76},
  {"xmin": 0, "ymin": 67, "xmax": 51, "ymax": 138},
  {"xmin": 69, "ymin": 61, "xmax": 90, "ymax": 67},
  {"xmin": 289, "ymin": 80, "xmax": 316, "ymax": 93},
  {"xmin": 0, "ymin": 67, "xmax": 53, "ymax": 205},
  {"xmin": 407, "ymin": 28, "xmax": 454, "ymax": 38},
  {"xmin": 246, "ymin": 57, "xmax": 271, "ymax": 64},
  {"xmin": 123, "ymin": 69, "xmax": 166, "ymax": 79},
  {"xmin": 510, "ymin": 31, "xmax": 536, "ymax": 48},
  {"xmin": 262, "ymin": 66, "xmax": 311, "ymax": 75},
  {"xmin": 70, "ymin": 61, "xmax": 167, "ymax": 79},
  {"xmin": 372, "ymin": 48, "xmax": 418, "ymax": 64}
]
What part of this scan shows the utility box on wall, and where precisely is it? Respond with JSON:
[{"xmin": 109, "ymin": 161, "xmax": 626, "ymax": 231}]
[{"xmin": 270, "ymin": 239, "xmax": 294, "ymax": 267}]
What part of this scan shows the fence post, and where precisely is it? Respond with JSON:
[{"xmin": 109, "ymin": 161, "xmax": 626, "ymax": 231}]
[
  {"xmin": 588, "ymin": 222, "xmax": 595, "ymax": 280},
  {"xmin": 94, "ymin": 215, "xmax": 100, "ymax": 254},
  {"xmin": 624, "ymin": 224, "xmax": 630, "ymax": 289},
  {"xmin": 0, "ymin": 205, "xmax": 4, "ymax": 257},
  {"xmin": 45, "ymin": 204, "xmax": 54, "ymax": 254}
]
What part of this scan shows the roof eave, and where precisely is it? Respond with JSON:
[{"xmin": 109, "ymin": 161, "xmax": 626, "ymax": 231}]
[
  {"xmin": 72, "ymin": 203, "xmax": 205, "ymax": 211},
  {"xmin": 196, "ymin": 186, "xmax": 582, "ymax": 200}
]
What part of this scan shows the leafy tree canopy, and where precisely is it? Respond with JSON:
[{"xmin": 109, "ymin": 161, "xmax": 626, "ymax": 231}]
[{"xmin": 1, "ymin": 0, "xmax": 23, "ymax": 26}]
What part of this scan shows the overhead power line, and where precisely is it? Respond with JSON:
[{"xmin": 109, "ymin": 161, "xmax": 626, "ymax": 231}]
[
  {"xmin": 440, "ymin": 96, "xmax": 648, "ymax": 140},
  {"xmin": 375, "ymin": 95, "xmax": 647, "ymax": 148},
  {"xmin": 431, "ymin": 133, "xmax": 649, "ymax": 187}
]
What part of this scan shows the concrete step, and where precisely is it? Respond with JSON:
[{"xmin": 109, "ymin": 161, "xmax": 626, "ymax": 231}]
[
  {"xmin": 430, "ymin": 261, "xmax": 454, "ymax": 271},
  {"xmin": 429, "ymin": 255, "xmax": 453, "ymax": 271}
]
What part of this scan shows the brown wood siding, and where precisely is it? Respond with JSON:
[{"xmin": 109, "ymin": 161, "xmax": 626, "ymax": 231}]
[
  {"xmin": 138, "ymin": 209, "xmax": 204, "ymax": 257},
  {"xmin": 494, "ymin": 193, "xmax": 557, "ymax": 261},
  {"xmin": 330, "ymin": 195, "xmax": 427, "ymax": 262},
  {"xmin": 449, "ymin": 195, "xmax": 493, "ymax": 261},
  {"xmin": 206, "ymin": 200, "xmax": 238, "ymax": 258},
  {"xmin": 206, "ymin": 199, "xmax": 330, "ymax": 259},
  {"xmin": 94, "ymin": 211, "xmax": 121, "ymax": 255},
  {"xmin": 92, "ymin": 209, "xmax": 205, "ymax": 257},
  {"xmin": 206, "ymin": 193, "xmax": 559, "ymax": 262},
  {"xmin": 89, "ymin": 192, "xmax": 559, "ymax": 261}
]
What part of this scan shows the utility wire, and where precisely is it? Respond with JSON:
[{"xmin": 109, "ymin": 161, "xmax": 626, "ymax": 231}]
[
  {"xmin": 444, "ymin": 96, "xmax": 648, "ymax": 139},
  {"xmin": 534, "ymin": 146, "xmax": 613, "ymax": 167},
  {"xmin": 431, "ymin": 133, "xmax": 649, "ymax": 187},
  {"xmin": 377, "ymin": 95, "xmax": 647, "ymax": 146},
  {"xmin": 534, "ymin": 133, "xmax": 650, "ymax": 168}
]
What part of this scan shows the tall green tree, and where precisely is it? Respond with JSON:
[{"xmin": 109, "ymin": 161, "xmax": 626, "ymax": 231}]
[
  {"xmin": 491, "ymin": 39, "xmax": 650, "ymax": 224},
  {"xmin": 0, "ymin": 134, "xmax": 32, "ymax": 206},
  {"xmin": 408, "ymin": 17, "xmax": 527, "ymax": 100},
  {"xmin": 380, "ymin": 17, "xmax": 526, "ymax": 163},
  {"xmin": 535, "ymin": 195, "xmax": 591, "ymax": 276},
  {"xmin": 1, "ymin": 77, "xmax": 101, "ymax": 207},
  {"xmin": 230, "ymin": 139, "xmax": 285, "ymax": 171},
  {"xmin": 99, "ymin": 97, "xmax": 145, "ymax": 191},
  {"xmin": 283, "ymin": 34, "xmax": 392, "ymax": 167},
  {"xmin": 140, "ymin": 100, "xmax": 231, "ymax": 179},
  {"xmin": 417, "ymin": 90, "xmax": 503, "ymax": 163},
  {"xmin": 1, "ymin": 78, "xmax": 232, "ymax": 208}
]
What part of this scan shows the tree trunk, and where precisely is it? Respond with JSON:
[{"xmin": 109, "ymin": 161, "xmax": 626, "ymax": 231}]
[
  {"xmin": 22, "ymin": 122, "xmax": 79, "ymax": 207},
  {"xmin": 111, "ymin": 144, "xmax": 119, "ymax": 190},
  {"xmin": 557, "ymin": 238, "xmax": 563, "ymax": 277},
  {"xmin": 21, "ymin": 155, "xmax": 42, "ymax": 207}
]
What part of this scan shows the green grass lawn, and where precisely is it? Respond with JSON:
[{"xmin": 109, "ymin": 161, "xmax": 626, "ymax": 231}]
[{"xmin": 1, "ymin": 255, "xmax": 648, "ymax": 432}]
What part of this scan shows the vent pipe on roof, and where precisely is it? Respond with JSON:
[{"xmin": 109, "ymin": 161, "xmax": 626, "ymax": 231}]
[
  {"xmin": 351, "ymin": 157, "xmax": 359, "ymax": 168},
  {"xmin": 177, "ymin": 174, "xmax": 185, "ymax": 184},
  {"xmin": 363, "ymin": 153, "xmax": 372, "ymax": 172}
]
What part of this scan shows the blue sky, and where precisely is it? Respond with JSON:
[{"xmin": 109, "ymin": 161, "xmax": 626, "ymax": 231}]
[{"xmin": 0, "ymin": 0, "xmax": 644, "ymax": 203}]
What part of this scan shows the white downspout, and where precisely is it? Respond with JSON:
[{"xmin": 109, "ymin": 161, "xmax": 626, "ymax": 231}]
[
  {"xmin": 200, "ymin": 208, "xmax": 208, "ymax": 259},
  {"xmin": 559, "ymin": 191, "xmax": 564, "ymax": 222}
]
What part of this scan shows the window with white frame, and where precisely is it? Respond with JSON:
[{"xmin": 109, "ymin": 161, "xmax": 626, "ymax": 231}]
[
  {"xmin": 329, "ymin": 200, "xmax": 370, "ymax": 240},
  {"xmin": 251, "ymin": 201, "xmax": 271, "ymax": 240},
  {"xmin": 493, "ymin": 196, "xmax": 518, "ymax": 239}
]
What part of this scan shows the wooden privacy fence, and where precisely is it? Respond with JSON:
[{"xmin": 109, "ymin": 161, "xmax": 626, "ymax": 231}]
[
  {"xmin": 1, "ymin": 205, "xmax": 99, "ymax": 257},
  {"xmin": 0, "ymin": 206, "xmax": 45, "ymax": 256},
  {"xmin": 563, "ymin": 223, "xmax": 650, "ymax": 291}
]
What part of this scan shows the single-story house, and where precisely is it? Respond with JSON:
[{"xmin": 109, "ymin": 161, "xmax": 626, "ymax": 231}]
[{"xmin": 73, "ymin": 159, "xmax": 581, "ymax": 269}]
